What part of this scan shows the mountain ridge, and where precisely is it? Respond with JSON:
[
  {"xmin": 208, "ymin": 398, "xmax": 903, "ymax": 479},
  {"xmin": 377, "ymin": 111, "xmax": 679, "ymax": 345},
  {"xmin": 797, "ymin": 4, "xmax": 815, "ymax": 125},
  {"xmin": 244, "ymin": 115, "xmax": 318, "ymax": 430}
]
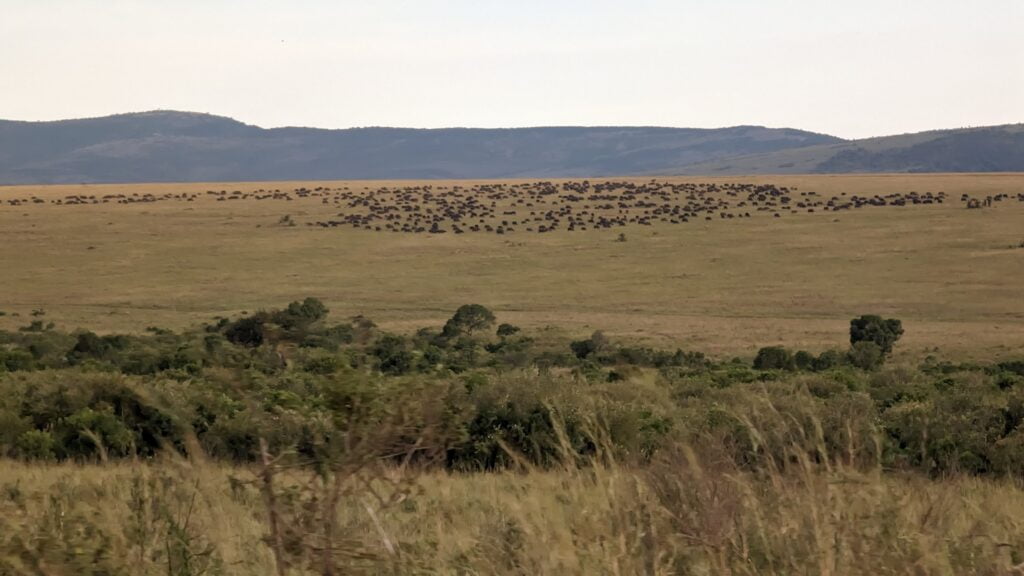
[
  {"xmin": 675, "ymin": 123, "xmax": 1024, "ymax": 175},
  {"xmin": 1, "ymin": 111, "xmax": 1021, "ymax": 184}
]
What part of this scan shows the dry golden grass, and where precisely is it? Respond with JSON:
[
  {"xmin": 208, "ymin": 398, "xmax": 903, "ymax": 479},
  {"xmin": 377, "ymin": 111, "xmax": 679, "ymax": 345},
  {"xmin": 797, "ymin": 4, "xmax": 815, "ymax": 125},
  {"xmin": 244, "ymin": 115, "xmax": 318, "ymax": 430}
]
[
  {"xmin": 2, "ymin": 174, "xmax": 1023, "ymax": 361},
  {"xmin": 2, "ymin": 457, "xmax": 1024, "ymax": 575}
]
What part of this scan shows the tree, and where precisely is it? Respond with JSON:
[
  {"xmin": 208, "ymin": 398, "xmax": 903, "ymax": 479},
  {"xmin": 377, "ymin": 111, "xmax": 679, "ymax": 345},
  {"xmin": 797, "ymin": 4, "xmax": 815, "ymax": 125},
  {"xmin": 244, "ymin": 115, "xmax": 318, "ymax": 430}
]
[
  {"xmin": 225, "ymin": 313, "xmax": 268, "ymax": 347},
  {"xmin": 70, "ymin": 331, "xmax": 109, "ymax": 359},
  {"xmin": 373, "ymin": 334, "xmax": 414, "ymax": 375},
  {"xmin": 441, "ymin": 305, "xmax": 496, "ymax": 339},
  {"xmin": 496, "ymin": 323, "xmax": 520, "ymax": 338},
  {"xmin": 849, "ymin": 315, "xmax": 904, "ymax": 355}
]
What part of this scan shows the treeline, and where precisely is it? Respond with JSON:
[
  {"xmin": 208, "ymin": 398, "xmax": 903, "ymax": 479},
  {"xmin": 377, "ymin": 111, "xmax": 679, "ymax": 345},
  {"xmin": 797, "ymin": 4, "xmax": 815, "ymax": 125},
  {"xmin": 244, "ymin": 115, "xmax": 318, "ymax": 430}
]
[{"xmin": 2, "ymin": 300, "xmax": 1024, "ymax": 475}]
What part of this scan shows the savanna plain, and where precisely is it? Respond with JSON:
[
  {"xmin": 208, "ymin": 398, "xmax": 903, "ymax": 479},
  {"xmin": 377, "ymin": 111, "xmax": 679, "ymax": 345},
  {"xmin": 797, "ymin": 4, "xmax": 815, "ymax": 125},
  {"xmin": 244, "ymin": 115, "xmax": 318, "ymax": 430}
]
[{"xmin": 2, "ymin": 174, "xmax": 1024, "ymax": 575}]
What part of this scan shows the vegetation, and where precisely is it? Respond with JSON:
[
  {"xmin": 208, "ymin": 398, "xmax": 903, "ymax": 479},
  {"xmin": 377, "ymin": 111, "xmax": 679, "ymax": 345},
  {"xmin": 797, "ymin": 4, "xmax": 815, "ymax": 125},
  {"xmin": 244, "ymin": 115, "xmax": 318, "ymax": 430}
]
[
  {"xmin": 849, "ymin": 314, "xmax": 904, "ymax": 355},
  {"xmin": 1, "ymin": 301, "xmax": 1024, "ymax": 572},
  {"xmin": 2, "ymin": 301, "xmax": 1024, "ymax": 473}
]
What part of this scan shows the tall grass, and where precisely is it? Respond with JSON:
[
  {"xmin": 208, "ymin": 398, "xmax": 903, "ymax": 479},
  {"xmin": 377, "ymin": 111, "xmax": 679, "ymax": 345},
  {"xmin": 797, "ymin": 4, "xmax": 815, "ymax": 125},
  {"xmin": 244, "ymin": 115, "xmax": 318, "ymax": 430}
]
[{"xmin": 2, "ymin": 412, "xmax": 1024, "ymax": 575}]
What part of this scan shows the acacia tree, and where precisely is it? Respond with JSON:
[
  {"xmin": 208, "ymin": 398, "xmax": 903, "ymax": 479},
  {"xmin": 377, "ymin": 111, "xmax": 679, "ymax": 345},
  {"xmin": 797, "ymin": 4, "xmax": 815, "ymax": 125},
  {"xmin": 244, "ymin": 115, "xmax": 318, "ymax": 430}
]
[
  {"xmin": 849, "ymin": 315, "xmax": 904, "ymax": 355},
  {"xmin": 441, "ymin": 304, "xmax": 496, "ymax": 339}
]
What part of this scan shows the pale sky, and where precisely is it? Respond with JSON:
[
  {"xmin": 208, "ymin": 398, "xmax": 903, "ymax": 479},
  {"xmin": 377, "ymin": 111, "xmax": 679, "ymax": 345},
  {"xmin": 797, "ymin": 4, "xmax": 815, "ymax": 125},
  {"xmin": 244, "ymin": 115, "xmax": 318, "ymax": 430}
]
[{"xmin": 2, "ymin": 0, "xmax": 1021, "ymax": 139}]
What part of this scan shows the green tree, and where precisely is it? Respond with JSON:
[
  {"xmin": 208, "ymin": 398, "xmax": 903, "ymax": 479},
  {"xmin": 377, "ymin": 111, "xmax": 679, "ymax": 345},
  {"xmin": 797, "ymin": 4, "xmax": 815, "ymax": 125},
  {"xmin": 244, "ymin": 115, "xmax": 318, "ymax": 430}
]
[
  {"xmin": 496, "ymin": 323, "xmax": 521, "ymax": 338},
  {"xmin": 442, "ymin": 305, "xmax": 496, "ymax": 339},
  {"xmin": 224, "ymin": 313, "xmax": 268, "ymax": 347},
  {"xmin": 69, "ymin": 331, "xmax": 110, "ymax": 361},
  {"xmin": 850, "ymin": 315, "xmax": 904, "ymax": 355},
  {"xmin": 373, "ymin": 334, "xmax": 414, "ymax": 375}
]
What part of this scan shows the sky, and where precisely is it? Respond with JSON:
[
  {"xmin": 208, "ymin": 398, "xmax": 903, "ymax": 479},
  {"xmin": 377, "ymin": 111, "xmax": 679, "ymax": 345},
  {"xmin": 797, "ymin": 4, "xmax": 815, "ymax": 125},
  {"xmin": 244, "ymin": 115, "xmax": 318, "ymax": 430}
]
[{"xmin": 1, "ymin": 0, "xmax": 1022, "ymax": 139}]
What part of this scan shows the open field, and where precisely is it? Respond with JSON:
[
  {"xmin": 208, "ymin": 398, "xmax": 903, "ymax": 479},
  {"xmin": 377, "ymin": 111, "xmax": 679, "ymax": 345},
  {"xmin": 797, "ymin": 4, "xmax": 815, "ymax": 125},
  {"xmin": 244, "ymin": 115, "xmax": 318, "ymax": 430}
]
[
  {"xmin": 2, "ymin": 173, "xmax": 1023, "ymax": 361},
  {"xmin": 3, "ymin": 173, "xmax": 1024, "ymax": 575}
]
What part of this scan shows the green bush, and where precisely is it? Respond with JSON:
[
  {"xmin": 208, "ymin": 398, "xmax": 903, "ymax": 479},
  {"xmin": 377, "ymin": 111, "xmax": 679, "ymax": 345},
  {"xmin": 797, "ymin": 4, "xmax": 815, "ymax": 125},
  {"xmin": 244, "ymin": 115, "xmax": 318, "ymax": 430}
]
[
  {"xmin": 277, "ymin": 297, "xmax": 328, "ymax": 327},
  {"xmin": 812, "ymin": 349, "xmax": 844, "ymax": 371},
  {"xmin": 570, "ymin": 331, "xmax": 609, "ymax": 360},
  {"xmin": 793, "ymin": 350, "xmax": 815, "ymax": 370},
  {"xmin": 15, "ymin": 429, "xmax": 56, "ymax": 461},
  {"xmin": 998, "ymin": 360, "xmax": 1024, "ymax": 377},
  {"xmin": 302, "ymin": 351, "xmax": 342, "ymax": 374},
  {"xmin": 849, "ymin": 341, "xmax": 884, "ymax": 370},
  {"xmin": 0, "ymin": 349, "xmax": 36, "ymax": 372},
  {"xmin": 373, "ymin": 334, "xmax": 414, "ymax": 375},
  {"xmin": 753, "ymin": 346, "xmax": 795, "ymax": 371},
  {"xmin": 850, "ymin": 315, "xmax": 904, "ymax": 355},
  {"xmin": 224, "ymin": 313, "xmax": 268, "ymax": 347},
  {"xmin": 60, "ymin": 407, "xmax": 136, "ymax": 459}
]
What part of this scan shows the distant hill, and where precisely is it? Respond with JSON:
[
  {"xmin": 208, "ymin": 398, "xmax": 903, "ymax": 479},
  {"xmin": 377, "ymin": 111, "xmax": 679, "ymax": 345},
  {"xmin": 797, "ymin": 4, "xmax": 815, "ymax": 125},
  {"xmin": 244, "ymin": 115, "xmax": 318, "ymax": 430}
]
[
  {"xmin": 0, "ymin": 111, "xmax": 839, "ymax": 184},
  {"xmin": 676, "ymin": 124, "xmax": 1024, "ymax": 175},
  {"xmin": 1, "ymin": 112, "xmax": 1021, "ymax": 184}
]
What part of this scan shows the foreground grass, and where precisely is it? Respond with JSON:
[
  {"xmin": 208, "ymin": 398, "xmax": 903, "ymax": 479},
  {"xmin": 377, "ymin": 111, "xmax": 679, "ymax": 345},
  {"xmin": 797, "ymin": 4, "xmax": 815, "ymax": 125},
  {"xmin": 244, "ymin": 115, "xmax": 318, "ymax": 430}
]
[
  {"xmin": 2, "ymin": 457, "xmax": 1023, "ymax": 575},
  {"xmin": 1, "ymin": 174, "xmax": 1023, "ymax": 361}
]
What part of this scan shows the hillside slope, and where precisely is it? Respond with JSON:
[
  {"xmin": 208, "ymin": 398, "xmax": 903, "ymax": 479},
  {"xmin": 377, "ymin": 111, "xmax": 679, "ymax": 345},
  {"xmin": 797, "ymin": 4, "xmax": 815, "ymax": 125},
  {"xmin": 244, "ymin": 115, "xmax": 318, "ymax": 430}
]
[
  {"xmin": 675, "ymin": 124, "xmax": 1024, "ymax": 175},
  {"xmin": 0, "ymin": 111, "xmax": 839, "ymax": 184}
]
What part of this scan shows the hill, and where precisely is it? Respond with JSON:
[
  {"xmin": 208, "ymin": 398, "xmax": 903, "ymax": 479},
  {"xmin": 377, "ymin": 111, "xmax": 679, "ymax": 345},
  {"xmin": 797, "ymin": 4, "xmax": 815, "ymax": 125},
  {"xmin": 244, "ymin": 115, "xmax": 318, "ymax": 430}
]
[
  {"xmin": 0, "ymin": 111, "xmax": 839, "ymax": 184},
  {"xmin": 676, "ymin": 124, "xmax": 1024, "ymax": 175},
  {"xmin": 3, "ymin": 112, "xmax": 1022, "ymax": 183}
]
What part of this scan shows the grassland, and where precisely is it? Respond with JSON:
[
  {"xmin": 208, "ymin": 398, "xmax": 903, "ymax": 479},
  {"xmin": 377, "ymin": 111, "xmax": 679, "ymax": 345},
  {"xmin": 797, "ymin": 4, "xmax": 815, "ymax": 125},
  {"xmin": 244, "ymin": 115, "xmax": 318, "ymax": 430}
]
[
  {"xmin": 3, "ymin": 455, "xmax": 1024, "ymax": 575},
  {"xmin": 2, "ymin": 174, "xmax": 1022, "ymax": 361},
  {"xmin": 3, "ymin": 173, "xmax": 1024, "ymax": 574}
]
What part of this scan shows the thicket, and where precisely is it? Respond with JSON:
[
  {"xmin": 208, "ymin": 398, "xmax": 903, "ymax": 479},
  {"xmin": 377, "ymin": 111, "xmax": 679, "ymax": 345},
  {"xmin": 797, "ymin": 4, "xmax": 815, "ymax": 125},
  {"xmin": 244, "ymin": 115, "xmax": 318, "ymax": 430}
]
[{"xmin": 0, "ymin": 301, "xmax": 1022, "ymax": 477}]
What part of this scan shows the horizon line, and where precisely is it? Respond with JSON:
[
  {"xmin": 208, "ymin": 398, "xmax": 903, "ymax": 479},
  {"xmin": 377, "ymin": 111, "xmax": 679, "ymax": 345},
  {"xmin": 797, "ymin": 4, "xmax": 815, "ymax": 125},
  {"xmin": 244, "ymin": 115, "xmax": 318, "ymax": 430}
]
[{"xmin": 4, "ymin": 109, "xmax": 1021, "ymax": 142}]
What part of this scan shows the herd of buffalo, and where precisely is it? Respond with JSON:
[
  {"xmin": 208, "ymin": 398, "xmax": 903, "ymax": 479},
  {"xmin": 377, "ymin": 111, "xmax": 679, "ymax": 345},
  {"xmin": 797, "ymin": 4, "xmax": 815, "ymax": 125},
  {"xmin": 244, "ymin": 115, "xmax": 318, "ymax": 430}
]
[{"xmin": 3, "ymin": 180, "xmax": 1022, "ymax": 235}]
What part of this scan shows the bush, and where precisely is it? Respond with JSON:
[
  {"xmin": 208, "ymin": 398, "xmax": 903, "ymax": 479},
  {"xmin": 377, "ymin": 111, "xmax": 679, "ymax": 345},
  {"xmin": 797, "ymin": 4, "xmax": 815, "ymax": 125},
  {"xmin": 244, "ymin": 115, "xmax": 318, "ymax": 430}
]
[
  {"xmin": 15, "ymin": 429, "xmax": 56, "ymax": 461},
  {"xmin": 753, "ymin": 346, "xmax": 795, "ymax": 371},
  {"xmin": 373, "ymin": 334, "xmax": 414, "ymax": 375},
  {"xmin": 274, "ymin": 297, "xmax": 329, "ymax": 330},
  {"xmin": 882, "ymin": 383, "xmax": 1008, "ymax": 474},
  {"xmin": 998, "ymin": 360, "xmax": 1024, "ymax": 377},
  {"xmin": 793, "ymin": 350, "xmax": 815, "ymax": 370},
  {"xmin": 302, "ymin": 351, "xmax": 342, "ymax": 375},
  {"xmin": 850, "ymin": 315, "xmax": 904, "ymax": 355},
  {"xmin": 848, "ymin": 341, "xmax": 884, "ymax": 370},
  {"xmin": 224, "ymin": 313, "xmax": 268, "ymax": 347},
  {"xmin": 812, "ymin": 349, "xmax": 844, "ymax": 371},
  {"xmin": 70, "ymin": 331, "xmax": 110, "ymax": 359},
  {"xmin": 570, "ymin": 331, "xmax": 609, "ymax": 360},
  {"xmin": 0, "ymin": 349, "xmax": 36, "ymax": 372},
  {"xmin": 60, "ymin": 407, "xmax": 136, "ymax": 459}
]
